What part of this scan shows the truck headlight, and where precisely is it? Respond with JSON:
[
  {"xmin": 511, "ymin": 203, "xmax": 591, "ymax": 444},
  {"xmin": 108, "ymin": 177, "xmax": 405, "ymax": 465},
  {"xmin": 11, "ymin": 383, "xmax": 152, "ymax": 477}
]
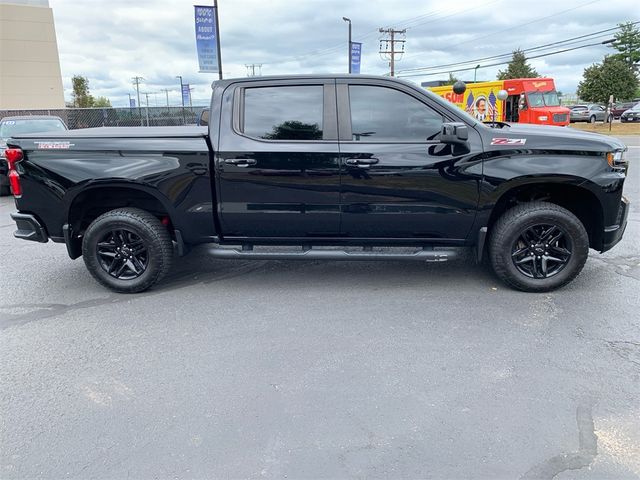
[{"xmin": 606, "ymin": 150, "xmax": 627, "ymax": 167}]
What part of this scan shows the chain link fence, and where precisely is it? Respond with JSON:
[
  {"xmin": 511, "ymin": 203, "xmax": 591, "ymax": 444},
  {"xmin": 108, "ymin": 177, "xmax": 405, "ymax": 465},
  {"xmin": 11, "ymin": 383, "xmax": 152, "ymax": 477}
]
[{"xmin": 0, "ymin": 106, "xmax": 208, "ymax": 129}]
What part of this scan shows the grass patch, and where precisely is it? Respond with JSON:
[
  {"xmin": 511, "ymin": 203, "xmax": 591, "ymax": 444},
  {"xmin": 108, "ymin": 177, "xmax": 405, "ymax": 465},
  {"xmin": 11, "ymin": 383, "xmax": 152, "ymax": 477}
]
[{"xmin": 569, "ymin": 122, "xmax": 640, "ymax": 136}]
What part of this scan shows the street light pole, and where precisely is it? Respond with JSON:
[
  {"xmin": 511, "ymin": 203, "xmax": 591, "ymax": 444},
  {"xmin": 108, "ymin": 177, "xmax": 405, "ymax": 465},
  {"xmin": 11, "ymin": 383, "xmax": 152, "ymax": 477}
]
[
  {"xmin": 176, "ymin": 75, "xmax": 186, "ymax": 125},
  {"xmin": 343, "ymin": 17, "xmax": 352, "ymax": 74},
  {"xmin": 474, "ymin": 64, "xmax": 480, "ymax": 83}
]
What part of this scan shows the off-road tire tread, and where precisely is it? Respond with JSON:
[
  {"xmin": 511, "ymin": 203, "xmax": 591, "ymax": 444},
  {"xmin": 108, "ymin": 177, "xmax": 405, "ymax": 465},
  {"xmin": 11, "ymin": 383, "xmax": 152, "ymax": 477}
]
[
  {"xmin": 82, "ymin": 208, "xmax": 173, "ymax": 293},
  {"xmin": 489, "ymin": 201, "xmax": 589, "ymax": 292}
]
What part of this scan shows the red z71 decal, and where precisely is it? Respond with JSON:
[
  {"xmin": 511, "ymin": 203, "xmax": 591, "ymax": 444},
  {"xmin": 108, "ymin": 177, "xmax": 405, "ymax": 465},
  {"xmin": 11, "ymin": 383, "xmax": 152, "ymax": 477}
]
[{"xmin": 491, "ymin": 138, "xmax": 527, "ymax": 146}]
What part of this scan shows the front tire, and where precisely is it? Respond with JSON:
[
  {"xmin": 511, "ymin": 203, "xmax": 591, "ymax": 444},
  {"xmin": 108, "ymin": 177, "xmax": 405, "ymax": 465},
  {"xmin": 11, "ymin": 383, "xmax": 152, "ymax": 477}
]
[
  {"xmin": 589, "ymin": 115, "xmax": 596, "ymax": 123},
  {"xmin": 489, "ymin": 202, "xmax": 589, "ymax": 292},
  {"xmin": 82, "ymin": 208, "xmax": 173, "ymax": 293}
]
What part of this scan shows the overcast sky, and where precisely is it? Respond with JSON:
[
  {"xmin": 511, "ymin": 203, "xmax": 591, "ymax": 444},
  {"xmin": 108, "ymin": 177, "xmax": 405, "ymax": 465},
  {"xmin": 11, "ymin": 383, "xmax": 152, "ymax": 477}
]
[{"xmin": 48, "ymin": 0, "xmax": 638, "ymax": 107}]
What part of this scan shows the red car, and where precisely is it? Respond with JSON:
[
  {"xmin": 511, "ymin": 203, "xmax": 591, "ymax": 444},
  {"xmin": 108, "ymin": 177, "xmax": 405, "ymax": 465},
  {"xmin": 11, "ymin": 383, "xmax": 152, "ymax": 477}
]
[{"xmin": 612, "ymin": 101, "xmax": 636, "ymax": 119}]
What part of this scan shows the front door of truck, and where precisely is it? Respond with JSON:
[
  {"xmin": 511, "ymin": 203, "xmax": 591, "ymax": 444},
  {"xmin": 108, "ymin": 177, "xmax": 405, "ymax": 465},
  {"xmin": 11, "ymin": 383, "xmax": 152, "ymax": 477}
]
[
  {"xmin": 336, "ymin": 80, "xmax": 483, "ymax": 240},
  {"xmin": 216, "ymin": 80, "xmax": 341, "ymax": 238}
]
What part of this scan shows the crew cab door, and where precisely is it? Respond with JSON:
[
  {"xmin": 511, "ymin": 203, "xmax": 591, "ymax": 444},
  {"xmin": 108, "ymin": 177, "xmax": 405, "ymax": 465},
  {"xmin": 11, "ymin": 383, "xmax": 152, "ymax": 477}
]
[
  {"xmin": 215, "ymin": 80, "xmax": 340, "ymax": 238},
  {"xmin": 336, "ymin": 80, "xmax": 483, "ymax": 240}
]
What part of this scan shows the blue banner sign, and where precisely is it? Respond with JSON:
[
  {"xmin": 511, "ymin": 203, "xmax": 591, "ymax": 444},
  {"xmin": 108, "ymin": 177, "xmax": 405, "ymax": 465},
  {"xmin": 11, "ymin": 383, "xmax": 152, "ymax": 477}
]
[
  {"xmin": 350, "ymin": 42, "xmax": 362, "ymax": 74},
  {"xmin": 129, "ymin": 98, "xmax": 136, "ymax": 108},
  {"xmin": 182, "ymin": 84, "xmax": 191, "ymax": 106},
  {"xmin": 194, "ymin": 5, "xmax": 219, "ymax": 73}
]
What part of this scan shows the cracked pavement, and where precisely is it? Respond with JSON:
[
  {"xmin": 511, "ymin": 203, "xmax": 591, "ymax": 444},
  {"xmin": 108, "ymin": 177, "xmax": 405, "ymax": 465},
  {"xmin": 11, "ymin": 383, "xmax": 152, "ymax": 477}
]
[{"xmin": 1, "ymin": 135, "xmax": 639, "ymax": 479}]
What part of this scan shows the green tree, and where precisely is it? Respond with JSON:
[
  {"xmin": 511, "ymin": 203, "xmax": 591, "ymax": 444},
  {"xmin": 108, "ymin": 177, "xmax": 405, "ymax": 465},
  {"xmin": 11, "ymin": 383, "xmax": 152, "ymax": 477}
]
[
  {"xmin": 71, "ymin": 75, "xmax": 111, "ymax": 107},
  {"xmin": 497, "ymin": 49, "xmax": 539, "ymax": 80},
  {"xmin": 577, "ymin": 56, "xmax": 639, "ymax": 103},
  {"xmin": 71, "ymin": 75, "xmax": 94, "ymax": 108},
  {"xmin": 93, "ymin": 96, "xmax": 112, "ymax": 107},
  {"xmin": 443, "ymin": 72, "xmax": 459, "ymax": 86},
  {"xmin": 609, "ymin": 22, "xmax": 640, "ymax": 72}
]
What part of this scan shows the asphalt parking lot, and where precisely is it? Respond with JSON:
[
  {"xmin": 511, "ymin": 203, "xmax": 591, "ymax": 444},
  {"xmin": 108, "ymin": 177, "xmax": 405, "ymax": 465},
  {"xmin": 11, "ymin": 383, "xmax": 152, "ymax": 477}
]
[{"xmin": 1, "ymin": 135, "xmax": 639, "ymax": 479}]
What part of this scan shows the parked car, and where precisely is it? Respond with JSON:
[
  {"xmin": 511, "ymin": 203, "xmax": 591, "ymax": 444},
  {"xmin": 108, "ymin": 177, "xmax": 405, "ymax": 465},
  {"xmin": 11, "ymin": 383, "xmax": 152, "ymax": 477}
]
[
  {"xmin": 569, "ymin": 104, "xmax": 611, "ymax": 123},
  {"xmin": 5, "ymin": 75, "xmax": 629, "ymax": 293},
  {"xmin": 620, "ymin": 103, "xmax": 640, "ymax": 123},
  {"xmin": 0, "ymin": 115, "xmax": 67, "ymax": 195},
  {"xmin": 612, "ymin": 101, "xmax": 636, "ymax": 119}
]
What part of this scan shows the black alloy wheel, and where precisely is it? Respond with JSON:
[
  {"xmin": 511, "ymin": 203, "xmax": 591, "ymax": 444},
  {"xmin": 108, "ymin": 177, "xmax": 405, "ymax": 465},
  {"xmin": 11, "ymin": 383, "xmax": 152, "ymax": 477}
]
[
  {"xmin": 82, "ymin": 208, "xmax": 174, "ymax": 293},
  {"xmin": 510, "ymin": 224, "xmax": 572, "ymax": 279},
  {"xmin": 489, "ymin": 201, "xmax": 589, "ymax": 292},
  {"xmin": 97, "ymin": 229, "xmax": 149, "ymax": 280}
]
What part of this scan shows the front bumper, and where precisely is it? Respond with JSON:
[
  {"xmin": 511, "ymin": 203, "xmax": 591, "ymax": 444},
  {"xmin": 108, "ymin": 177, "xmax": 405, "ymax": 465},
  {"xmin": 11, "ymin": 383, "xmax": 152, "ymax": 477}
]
[
  {"xmin": 621, "ymin": 116, "xmax": 640, "ymax": 122},
  {"xmin": 601, "ymin": 196, "xmax": 629, "ymax": 252},
  {"xmin": 10, "ymin": 212, "xmax": 49, "ymax": 243}
]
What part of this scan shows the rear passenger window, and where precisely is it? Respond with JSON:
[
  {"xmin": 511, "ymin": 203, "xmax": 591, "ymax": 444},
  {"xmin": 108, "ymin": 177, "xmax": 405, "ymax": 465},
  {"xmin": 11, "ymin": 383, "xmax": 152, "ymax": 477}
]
[
  {"xmin": 243, "ymin": 86, "xmax": 323, "ymax": 140},
  {"xmin": 349, "ymin": 85, "xmax": 443, "ymax": 141}
]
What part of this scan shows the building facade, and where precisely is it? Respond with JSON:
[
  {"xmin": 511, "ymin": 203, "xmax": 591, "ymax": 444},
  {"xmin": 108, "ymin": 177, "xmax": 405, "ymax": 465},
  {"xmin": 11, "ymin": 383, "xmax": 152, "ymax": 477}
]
[{"xmin": 0, "ymin": 0, "xmax": 65, "ymax": 109}]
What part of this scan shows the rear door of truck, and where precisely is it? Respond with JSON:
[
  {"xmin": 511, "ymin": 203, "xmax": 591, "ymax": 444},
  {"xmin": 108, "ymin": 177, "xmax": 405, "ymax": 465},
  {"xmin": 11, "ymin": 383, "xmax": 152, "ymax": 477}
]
[{"xmin": 215, "ymin": 79, "xmax": 341, "ymax": 238}]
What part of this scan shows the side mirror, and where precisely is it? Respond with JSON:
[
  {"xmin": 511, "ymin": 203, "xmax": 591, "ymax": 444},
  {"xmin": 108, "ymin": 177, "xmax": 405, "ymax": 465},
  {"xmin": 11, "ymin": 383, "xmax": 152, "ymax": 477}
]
[
  {"xmin": 518, "ymin": 93, "xmax": 527, "ymax": 111},
  {"xmin": 440, "ymin": 122, "xmax": 468, "ymax": 144}
]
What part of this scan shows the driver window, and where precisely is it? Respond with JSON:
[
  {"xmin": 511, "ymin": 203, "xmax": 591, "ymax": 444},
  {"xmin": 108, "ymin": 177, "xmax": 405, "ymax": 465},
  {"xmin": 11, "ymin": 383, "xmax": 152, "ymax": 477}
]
[{"xmin": 349, "ymin": 85, "xmax": 443, "ymax": 141}]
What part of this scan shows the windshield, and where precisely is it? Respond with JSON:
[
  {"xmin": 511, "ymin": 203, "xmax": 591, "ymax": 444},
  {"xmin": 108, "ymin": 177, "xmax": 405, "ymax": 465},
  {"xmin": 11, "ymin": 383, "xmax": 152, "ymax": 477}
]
[
  {"xmin": 630, "ymin": 103, "xmax": 640, "ymax": 112},
  {"xmin": 0, "ymin": 118, "xmax": 67, "ymax": 140},
  {"xmin": 527, "ymin": 91, "xmax": 561, "ymax": 107}
]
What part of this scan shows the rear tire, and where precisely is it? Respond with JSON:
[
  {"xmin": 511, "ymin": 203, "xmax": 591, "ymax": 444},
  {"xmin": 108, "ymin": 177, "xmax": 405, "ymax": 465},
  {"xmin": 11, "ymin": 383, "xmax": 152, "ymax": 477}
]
[
  {"xmin": 589, "ymin": 115, "xmax": 596, "ymax": 123},
  {"xmin": 82, "ymin": 208, "xmax": 173, "ymax": 293},
  {"xmin": 489, "ymin": 202, "xmax": 589, "ymax": 292}
]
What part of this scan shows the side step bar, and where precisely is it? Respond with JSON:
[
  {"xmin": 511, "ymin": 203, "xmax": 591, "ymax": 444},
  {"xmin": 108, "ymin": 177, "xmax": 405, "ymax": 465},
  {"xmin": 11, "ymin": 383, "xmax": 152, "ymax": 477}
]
[{"xmin": 207, "ymin": 246, "xmax": 458, "ymax": 262}]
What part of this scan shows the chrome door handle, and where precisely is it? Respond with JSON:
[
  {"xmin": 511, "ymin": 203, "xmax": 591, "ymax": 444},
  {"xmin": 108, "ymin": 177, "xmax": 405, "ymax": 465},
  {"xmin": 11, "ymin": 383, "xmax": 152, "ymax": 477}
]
[
  {"xmin": 345, "ymin": 158, "xmax": 379, "ymax": 167},
  {"xmin": 224, "ymin": 158, "xmax": 257, "ymax": 167}
]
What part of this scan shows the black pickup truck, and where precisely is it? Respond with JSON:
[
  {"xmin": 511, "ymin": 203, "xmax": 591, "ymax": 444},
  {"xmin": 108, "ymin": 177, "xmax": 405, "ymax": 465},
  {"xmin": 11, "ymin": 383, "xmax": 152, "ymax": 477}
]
[{"xmin": 5, "ymin": 75, "xmax": 629, "ymax": 293}]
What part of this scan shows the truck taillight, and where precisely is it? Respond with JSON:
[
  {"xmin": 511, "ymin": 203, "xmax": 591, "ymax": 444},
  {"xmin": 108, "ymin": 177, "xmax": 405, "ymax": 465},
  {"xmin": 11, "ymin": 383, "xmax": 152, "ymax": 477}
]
[
  {"xmin": 4, "ymin": 148, "xmax": 23, "ymax": 197},
  {"xmin": 4, "ymin": 148, "xmax": 23, "ymax": 167}
]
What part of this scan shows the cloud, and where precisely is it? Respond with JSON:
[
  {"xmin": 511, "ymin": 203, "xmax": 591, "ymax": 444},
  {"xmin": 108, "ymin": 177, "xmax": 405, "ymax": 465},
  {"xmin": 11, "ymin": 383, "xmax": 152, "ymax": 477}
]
[{"xmin": 48, "ymin": 0, "xmax": 637, "ymax": 106}]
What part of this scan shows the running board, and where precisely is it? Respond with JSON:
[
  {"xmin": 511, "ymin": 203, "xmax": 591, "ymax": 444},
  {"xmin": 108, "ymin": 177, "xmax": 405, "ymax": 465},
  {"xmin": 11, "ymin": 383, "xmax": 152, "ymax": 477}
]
[{"xmin": 207, "ymin": 246, "xmax": 458, "ymax": 262}]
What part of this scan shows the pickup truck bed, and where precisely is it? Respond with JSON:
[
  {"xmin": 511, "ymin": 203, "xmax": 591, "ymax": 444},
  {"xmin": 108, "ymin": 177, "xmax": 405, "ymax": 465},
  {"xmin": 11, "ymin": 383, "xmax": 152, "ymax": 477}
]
[{"xmin": 5, "ymin": 75, "xmax": 630, "ymax": 293}]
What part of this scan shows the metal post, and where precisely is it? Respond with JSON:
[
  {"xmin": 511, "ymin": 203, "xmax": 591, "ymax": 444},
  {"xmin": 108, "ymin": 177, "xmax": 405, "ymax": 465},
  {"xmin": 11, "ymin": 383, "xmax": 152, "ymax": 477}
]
[
  {"xmin": 390, "ymin": 29, "xmax": 395, "ymax": 76},
  {"xmin": 177, "ymin": 75, "xmax": 186, "ymax": 125},
  {"xmin": 214, "ymin": 0, "xmax": 223, "ymax": 80},
  {"xmin": 474, "ymin": 64, "xmax": 480, "ymax": 83},
  {"xmin": 132, "ymin": 76, "xmax": 144, "ymax": 126},
  {"xmin": 343, "ymin": 17, "xmax": 351, "ymax": 74},
  {"xmin": 144, "ymin": 92, "xmax": 150, "ymax": 126}
]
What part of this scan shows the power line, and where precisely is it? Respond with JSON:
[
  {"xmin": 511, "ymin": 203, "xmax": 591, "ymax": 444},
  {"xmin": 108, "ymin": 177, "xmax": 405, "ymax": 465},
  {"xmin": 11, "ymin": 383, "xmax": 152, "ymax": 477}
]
[
  {"xmin": 396, "ymin": 22, "xmax": 637, "ymax": 74},
  {"xmin": 398, "ymin": 39, "xmax": 613, "ymax": 78},
  {"xmin": 400, "ymin": 0, "xmax": 605, "ymax": 63},
  {"xmin": 396, "ymin": 34, "xmax": 612, "ymax": 74}
]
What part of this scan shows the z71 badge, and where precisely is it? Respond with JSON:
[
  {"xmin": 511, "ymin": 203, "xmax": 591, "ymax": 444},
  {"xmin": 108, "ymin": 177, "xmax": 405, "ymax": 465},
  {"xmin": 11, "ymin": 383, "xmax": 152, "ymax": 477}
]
[
  {"xmin": 35, "ymin": 141, "xmax": 75, "ymax": 149},
  {"xmin": 491, "ymin": 138, "xmax": 527, "ymax": 146}
]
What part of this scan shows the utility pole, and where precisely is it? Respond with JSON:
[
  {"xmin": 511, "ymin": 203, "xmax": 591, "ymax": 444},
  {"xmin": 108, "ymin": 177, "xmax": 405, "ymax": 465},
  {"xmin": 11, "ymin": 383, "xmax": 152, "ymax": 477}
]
[
  {"xmin": 161, "ymin": 88, "xmax": 170, "ymax": 108},
  {"xmin": 176, "ymin": 75, "xmax": 186, "ymax": 125},
  {"xmin": 131, "ymin": 76, "xmax": 144, "ymax": 125},
  {"xmin": 142, "ymin": 92, "xmax": 153, "ymax": 126},
  {"xmin": 343, "ymin": 17, "xmax": 352, "ymax": 73},
  {"xmin": 378, "ymin": 28, "xmax": 406, "ymax": 77},
  {"xmin": 244, "ymin": 64, "xmax": 262, "ymax": 77},
  {"xmin": 127, "ymin": 93, "xmax": 132, "ymax": 109}
]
